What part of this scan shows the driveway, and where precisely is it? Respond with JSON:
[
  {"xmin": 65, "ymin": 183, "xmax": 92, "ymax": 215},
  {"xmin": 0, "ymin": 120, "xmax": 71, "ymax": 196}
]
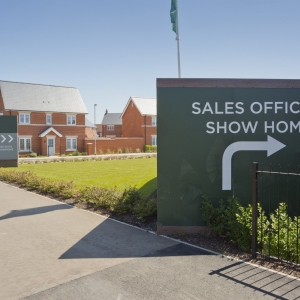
[{"xmin": 0, "ymin": 181, "xmax": 299, "ymax": 300}]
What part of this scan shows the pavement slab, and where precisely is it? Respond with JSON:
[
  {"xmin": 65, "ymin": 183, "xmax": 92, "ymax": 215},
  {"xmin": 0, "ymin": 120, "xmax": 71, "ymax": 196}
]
[{"xmin": 0, "ymin": 181, "xmax": 299, "ymax": 300}]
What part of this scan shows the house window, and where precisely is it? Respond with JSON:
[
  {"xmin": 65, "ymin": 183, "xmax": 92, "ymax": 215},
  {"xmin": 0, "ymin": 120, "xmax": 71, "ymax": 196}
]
[
  {"xmin": 67, "ymin": 115, "xmax": 76, "ymax": 125},
  {"xmin": 107, "ymin": 125, "xmax": 114, "ymax": 131},
  {"xmin": 152, "ymin": 135, "xmax": 157, "ymax": 146},
  {"xmin": 46, "ymin": 114, "xmax": 52, "ymax": 125},
  {"xmin": 66, "ymin": 137, "xmax": 77, "ymax": 150},
  {"xmin": 19, "ymin": 137, "xmax": 31, "ymax": 152},
  {"xmin": 152, "ymin": 117, "xmax": 157, "ymax": 126},
  {"xmin": 19, "ymin": 113, "xmax": 30, "ymax": 124}
]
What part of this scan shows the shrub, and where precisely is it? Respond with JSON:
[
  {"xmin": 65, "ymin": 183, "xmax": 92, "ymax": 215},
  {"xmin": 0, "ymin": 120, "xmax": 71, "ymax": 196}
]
[
  {"xmin": 98, "ymin": 149, "xmax": 103, "ymax": 155},
  {"xmin": 71, "ymin": 150, "xmax": 81, "ymax": 156},
  {"xmin": 81, "ymin": 152, "xmax": 88, "ymax": 156},
  {"xmin": 0, "ymin": 168, "xmax": 157, "ymax": 224},
  {"xmin": 77, "ymin": 186, "xmax": 120, "ymax": 210},
  {"xmin": 114, "ymin": 186, "xmax": 143, "ymax": 214},
  {"xmin": 200, "ymin": 196, "xmax": 252, "ymax": 251},
  {"xmin": 106, "ymin": 148, "xmax": 111, "ymax": 154},
  {"xmin": 200, "ymin": 195, "xmax": 300, "ymax": 262},
  {"xmin": 29, "ymin": 152, "xmax": 37, "ymax": 157},
  {"xmin": 117, "ymin": 148, "xmax": 122, "ymax": 154},
  {"xmin": 144, "ymin": 145, "xmax": 157, "ymax": 153},
  {"xmin": 132, "ymin": 198, "xmax": 157, "ymax": 221},
  {"xmin": 136, "ymin": 148, "xmax": 141, "ymax": 153}
]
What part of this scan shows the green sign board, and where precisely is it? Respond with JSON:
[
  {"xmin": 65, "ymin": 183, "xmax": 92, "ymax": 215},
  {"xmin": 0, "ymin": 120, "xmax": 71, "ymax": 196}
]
[
  {"xmin": 157, "ymin": 79, "xmax": 300, "ymax": 228},
  {"xmin": 0, "ymin": 116, "xmax": 18, "ymax": 167}
]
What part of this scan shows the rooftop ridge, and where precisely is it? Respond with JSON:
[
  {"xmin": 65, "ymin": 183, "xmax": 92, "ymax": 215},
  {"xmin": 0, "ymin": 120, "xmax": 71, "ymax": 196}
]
[
  {"xmin": 131, "ymin": 96, "xmax": 156, "ymax": 99},
  {"xmin": 0, "ymin": 80, "xmax": 77, "ymax": 89}
]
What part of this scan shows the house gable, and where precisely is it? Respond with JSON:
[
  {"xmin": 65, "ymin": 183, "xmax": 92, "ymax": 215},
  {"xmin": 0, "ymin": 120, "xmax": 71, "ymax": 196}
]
[
  {"xmin": 122, "ymin": 99, "xmax": 144, "ymax": 137},
  {"xmin": 121, "ymin": 97, "xmax": 156, "ymax": 118},
  {"xmin": 38, "ymin": 127, "xmax": 63, "ymax": 137}
]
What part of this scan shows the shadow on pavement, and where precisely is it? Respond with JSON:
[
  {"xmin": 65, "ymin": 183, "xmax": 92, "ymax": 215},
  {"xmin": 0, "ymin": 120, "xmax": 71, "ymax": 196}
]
[
  {"xmin": 0, "ymin": 204, "xmax": 73, "ymax": 221},
  {"xmin": 59, "ymin": 217, "xmax": 215, "ymax": 259},
  {"xmin": 209, "ymin": 261, "xmax": 300, "ymax": 300}
]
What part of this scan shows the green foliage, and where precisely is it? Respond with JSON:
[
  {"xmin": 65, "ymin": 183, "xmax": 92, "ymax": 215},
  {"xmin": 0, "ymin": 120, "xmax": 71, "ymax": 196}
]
[
  {"xmin": 259, "ymin": 203, "xmax": 300, "ymax": 262},
  {"xmin": 71, "ymin": 150, "xmax": 81, "ymax": 156},
  {"xmin": 144, "ymin": 145, "xmax": 157, "ymax": 153},
  {"xmin": 77, "ymin": 186, "xmax": 120, "ymax": 210},
  {"xmin": 0, "ymin": 170, "xmax": 77, "ymax": 199},
  {"xmin": 124, "ymin": 147, "xmax": 132, "ymax": 153},
  {"xmin": 201, "ymin": 195, "xmax": 300, "ymax": 262},
  {"xmin": 0, "ymin": 169, "xmax": 157, "ymax": 221},
  {"xmin": 117, "ymin": 148, "xmax": 123, "ymax": 154},
  {"xmin": 29, "ymin": 152, "xmax": 37, "ymax": 157},
  {"xmin": 115, "ymin": 186, "xmax": 142, "ymax": 214},
  {"xmin": 200, "ymin": 196, "xmax": 252, "ymax": 251},
  {"xmin": 135, "ymin": 148, "xmax": 141, "ymax": 153},
  {"xmin": 132, "ymin": 197, "xmax": 157, "ymax": 221}
]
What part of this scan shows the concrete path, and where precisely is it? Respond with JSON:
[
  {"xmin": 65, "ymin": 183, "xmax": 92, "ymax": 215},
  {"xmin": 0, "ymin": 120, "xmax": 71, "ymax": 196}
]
[{"xmin": 0, "ymin": 181, "xmax": 299, "ymax": 300}]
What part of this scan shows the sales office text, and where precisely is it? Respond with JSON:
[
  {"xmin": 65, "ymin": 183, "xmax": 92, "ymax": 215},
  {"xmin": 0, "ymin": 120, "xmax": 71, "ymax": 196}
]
[{"xmin": 192, "ymin": 101, "xmax": 300, "ymax": 134}]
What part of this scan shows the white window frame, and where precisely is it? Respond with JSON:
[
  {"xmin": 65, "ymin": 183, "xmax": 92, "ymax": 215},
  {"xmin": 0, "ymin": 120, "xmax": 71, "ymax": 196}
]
[
  {"xmin": 19, "ymin": 136, "xmax": 32, "ymax": 152},
  {"xmin": 19, "ymin": 113, "xmax": 30, "ymax": 124},
  {"xmin": 152, "ymin": 117, "xmax": 157, "ymax": 126},
  {"xmin": 151, "ymin": 135, "xmax": 157, "ymax": 146},
  {"xmin": 66, "ymin": 136, "xmax": 77, "ymax": 151},
  {"xmin": 46, "ymin": 114, "xmax": 52, "ymax": 125},
  {"xmin": 67, "ymin": 115, "xmax": 76, "ymax": 125},
  {"xmin": 107, "ymin": 125, "xmax": 114, "ymax": 131}
]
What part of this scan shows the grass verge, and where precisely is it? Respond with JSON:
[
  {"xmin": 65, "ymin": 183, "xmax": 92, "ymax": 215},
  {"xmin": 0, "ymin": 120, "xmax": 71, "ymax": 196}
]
[
  {"xmin": 13, "ymin": 157, "xmax": 157, "ymax": 196},
  {"xmin": 0, "ymin": 169, "xmax": 157, "ymax": 221}
]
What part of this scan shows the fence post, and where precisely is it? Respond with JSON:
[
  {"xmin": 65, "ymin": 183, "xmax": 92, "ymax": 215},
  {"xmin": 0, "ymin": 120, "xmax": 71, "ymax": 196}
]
[{"xmin": 252, "ymin": 162, "xmax": 258, "ymax": 258}]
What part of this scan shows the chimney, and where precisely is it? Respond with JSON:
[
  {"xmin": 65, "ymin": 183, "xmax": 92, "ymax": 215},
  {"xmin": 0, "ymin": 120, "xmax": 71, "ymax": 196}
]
[{"xmin": 105, "ymin": 109, "xmax": 108, "ymax": 115}]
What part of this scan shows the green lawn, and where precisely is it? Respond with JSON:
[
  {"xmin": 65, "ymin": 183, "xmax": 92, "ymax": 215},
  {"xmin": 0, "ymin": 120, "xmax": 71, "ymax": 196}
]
[{"xmin": 14, "ymin": 157, "xmax": 157, "ymax": 196}]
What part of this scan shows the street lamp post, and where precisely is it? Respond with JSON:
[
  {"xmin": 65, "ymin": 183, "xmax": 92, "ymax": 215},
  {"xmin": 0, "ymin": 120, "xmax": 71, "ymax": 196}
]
[{"xmin": 94, "ymin": 104, "xmax": 97, "ymax": 155}]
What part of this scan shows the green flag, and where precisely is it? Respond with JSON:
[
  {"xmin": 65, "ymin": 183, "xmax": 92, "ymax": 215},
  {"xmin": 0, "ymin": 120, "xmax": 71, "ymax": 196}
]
[{"xmin": 170, "ymin": 0, "xmax": 178, "ymax": 34}]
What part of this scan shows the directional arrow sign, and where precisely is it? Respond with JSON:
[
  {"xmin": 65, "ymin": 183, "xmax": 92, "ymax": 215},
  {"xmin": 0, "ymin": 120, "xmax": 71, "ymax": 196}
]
[
  {"xmin": 1, "ymin": 135, "xmax": 6, "ymax": 143},
  {"xmin": 8, "ymin": 135, "xmax": 13, "ymax": 143},
  {"xmin": 222, "ymin": 135, "xmax": 286, "ymax": 190}
]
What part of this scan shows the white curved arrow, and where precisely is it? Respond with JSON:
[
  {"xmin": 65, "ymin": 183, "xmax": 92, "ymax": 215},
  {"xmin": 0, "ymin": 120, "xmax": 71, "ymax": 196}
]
[
  {"xmin": 1, "ymin": 135, "xmax": 6, "ymax": 143},
  {"xmin": 222, "ymin": 135, "xmax": 286, "ymax": 190},
  {"xmin": 8, "ymin": 135, "xmax": 13, "ymax": 143}
]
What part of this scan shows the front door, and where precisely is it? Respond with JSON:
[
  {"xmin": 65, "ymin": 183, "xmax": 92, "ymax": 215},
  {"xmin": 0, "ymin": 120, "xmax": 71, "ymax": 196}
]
[{"xmin": 47, "ymin": 138, "xmax": 55, "ymax": 156}]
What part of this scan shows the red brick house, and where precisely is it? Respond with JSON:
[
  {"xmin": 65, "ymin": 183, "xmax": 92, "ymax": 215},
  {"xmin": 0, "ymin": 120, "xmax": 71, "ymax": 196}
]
[
  {"xmin": 0, "ymin": 80, "xmax": 88, "ymax": 156},
  {"xmin": 85, "ymin": 117, "xmax": 97, "ymax": 139},
  {"xmin": 121, "ymin": 97, "xmax": 157, "ymax": 146},
  {"xmin": 101, "ymin": 110, "xmax": 122, "ymax": 137}
]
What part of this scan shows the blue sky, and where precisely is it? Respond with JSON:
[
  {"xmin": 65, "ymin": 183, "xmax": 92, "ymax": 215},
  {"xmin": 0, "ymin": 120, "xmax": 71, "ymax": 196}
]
[{"xmin": 1, "ymin": 0, "xmax": 300, "ymax": 123}]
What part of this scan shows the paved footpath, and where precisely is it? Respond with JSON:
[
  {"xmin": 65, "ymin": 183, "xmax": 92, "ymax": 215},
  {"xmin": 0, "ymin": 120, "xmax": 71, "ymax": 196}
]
[{"xmin": 0, "ymin": 181, "xmax": 300, "ymax": 300}]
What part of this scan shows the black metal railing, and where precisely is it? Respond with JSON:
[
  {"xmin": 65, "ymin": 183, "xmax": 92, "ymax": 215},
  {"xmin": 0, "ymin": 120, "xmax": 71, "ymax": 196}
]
[{"xmin": 252, "ymin": 162, "xmax": 300, "ymax": 265}]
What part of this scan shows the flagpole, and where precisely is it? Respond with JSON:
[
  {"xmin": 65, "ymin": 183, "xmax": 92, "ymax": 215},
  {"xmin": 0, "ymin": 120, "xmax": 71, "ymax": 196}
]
[
  {"xmin": 176, "ymin": 2, "xmax": 181, "ymax": 78},
  {"xmin": 176, "ymin": 34, "xmax": 181, "ymax": 78}
]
